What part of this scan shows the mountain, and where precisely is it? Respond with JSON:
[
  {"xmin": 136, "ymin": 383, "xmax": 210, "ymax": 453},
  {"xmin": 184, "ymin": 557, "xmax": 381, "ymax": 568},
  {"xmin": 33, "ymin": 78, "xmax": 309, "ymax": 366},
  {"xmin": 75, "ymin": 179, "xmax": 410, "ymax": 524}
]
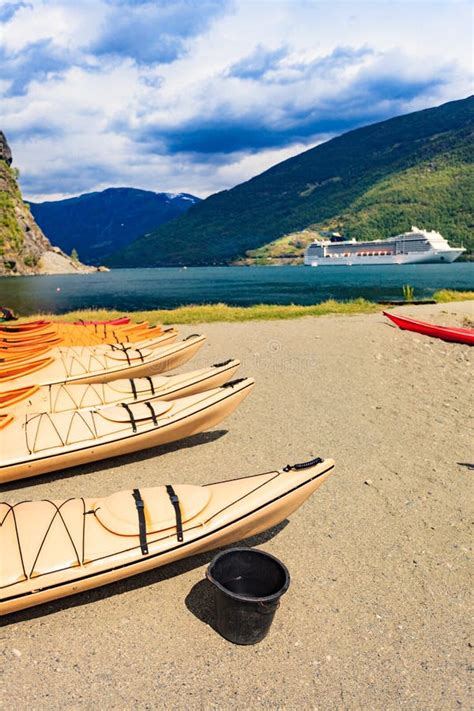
[
  {"xmin": 30, "ymin": 188, "xmax": 201, "ymax": 264},
  {"xmin": 0, "ymin": 132, "xmax": 95, "ymax": 276},
  {"xmin": 108, "ymin": 96, "xmax": 474, "ymax": 267}
]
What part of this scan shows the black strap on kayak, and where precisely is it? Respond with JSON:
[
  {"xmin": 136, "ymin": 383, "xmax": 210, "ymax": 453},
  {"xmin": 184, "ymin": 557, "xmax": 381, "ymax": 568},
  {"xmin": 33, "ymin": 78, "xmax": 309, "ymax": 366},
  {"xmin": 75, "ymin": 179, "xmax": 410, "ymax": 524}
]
[
  {"xmin": 222, "ymin": 378, "xmax": 246, "ymax": 388},
  {"xmin": 109, "ymin": 343, "xmax": 132, "ymax": 364},
  {"xmin": 145, "ymin": 376, "xmax": 155, "ymax": 395},
  {"xmin": 135, "ymin": 348, "xmax": 145, "ymax": 363},
  {"xmin": 145, "ymin": 401, "xmax": 158, "ymax": 426},
  {"xmin": 128, "ymin": 378, "xmax": 137, "ymax": 399},
  {"xmin": 166, "ymin": 485, "xmax": 183, "ymax": 542},
  {"xmin": 213, "ymin": 359, "xmax": 233, "ymax": 367},
  {"xmin": 132, "ymin": 489, "xmax": 148, "ymax": 555},
  {"xmin": 121, "ymin": 402, "xmax": 137, "ymax": 432},
  {"xmin": 283, "ymin": 457, "xmax": 323, "ymax": 472}
]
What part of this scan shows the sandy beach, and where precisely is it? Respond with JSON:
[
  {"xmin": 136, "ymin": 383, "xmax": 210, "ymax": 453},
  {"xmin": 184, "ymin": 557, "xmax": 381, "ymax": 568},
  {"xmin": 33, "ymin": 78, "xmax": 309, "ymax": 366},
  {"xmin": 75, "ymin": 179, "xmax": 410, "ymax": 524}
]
[{"xmin": 1, "ymin": 302, "xmax": 472, "ymax": 710}]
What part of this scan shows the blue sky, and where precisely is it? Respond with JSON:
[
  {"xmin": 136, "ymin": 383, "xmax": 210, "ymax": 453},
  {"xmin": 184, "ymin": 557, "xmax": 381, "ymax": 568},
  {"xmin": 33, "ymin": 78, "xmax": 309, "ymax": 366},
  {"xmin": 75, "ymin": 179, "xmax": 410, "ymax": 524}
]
[{"xmin": 0, "ymin": 0, "xmax": 472, "ymax": 201}]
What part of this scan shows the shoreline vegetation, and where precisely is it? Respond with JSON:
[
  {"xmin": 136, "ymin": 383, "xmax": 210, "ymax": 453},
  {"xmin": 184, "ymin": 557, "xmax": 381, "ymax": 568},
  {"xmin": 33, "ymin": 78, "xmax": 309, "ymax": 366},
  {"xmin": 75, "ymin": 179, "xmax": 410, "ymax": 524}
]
[{"xmin": 18, "ymin": 290, "xmax": 474, "ymax": 325}]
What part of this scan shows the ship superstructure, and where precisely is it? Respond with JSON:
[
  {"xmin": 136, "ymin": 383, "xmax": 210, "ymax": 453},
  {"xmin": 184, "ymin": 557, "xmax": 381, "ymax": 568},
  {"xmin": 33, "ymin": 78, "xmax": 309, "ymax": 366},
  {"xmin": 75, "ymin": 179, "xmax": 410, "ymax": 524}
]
[{"xmin": 304, "ymin": 227, "xmax": 465, "ymax": 266}]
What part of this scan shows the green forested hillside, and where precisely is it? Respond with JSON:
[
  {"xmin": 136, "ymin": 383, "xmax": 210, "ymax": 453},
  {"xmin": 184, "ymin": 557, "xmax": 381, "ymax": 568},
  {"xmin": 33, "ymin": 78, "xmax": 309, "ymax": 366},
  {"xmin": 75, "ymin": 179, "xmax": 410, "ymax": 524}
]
[
  {"xmin": 247, "ymin": 159, "xmax": 474, "ymax": 263},
  {"xmin": 109, "ymin": 96, "xmax": 474, "ymax": 266}
]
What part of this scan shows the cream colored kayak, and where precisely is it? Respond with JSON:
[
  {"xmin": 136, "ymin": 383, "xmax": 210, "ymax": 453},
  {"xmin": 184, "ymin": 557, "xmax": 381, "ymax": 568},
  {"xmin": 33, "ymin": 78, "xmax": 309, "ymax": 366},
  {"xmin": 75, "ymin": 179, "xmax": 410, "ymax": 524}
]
[
  {"xmin": 0, "ymin": 456, "xmax": 334, "ymax": 615},
  {"xmin": 0, "ymin": 359, "xmax": 241, "ymax": 413},
  {"xmin": 0, "ymin": 377, "xmax": 254, "ymax": 483},
  {"xmin": 0, "ymin": 334, "xmax": 205, "ymax": 387}
]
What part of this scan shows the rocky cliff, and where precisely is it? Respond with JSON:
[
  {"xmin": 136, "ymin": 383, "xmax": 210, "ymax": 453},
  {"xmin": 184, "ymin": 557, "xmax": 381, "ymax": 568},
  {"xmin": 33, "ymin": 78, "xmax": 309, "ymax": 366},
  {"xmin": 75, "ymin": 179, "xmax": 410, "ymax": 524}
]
[{"xmin": 0, "ymin": 131, "xmax": 96, "ymax": 276}]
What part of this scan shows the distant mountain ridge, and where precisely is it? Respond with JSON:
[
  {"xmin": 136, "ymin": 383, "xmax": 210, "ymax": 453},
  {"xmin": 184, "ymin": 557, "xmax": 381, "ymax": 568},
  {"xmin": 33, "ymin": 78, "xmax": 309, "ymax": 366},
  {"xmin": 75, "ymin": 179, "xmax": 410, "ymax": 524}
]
[
  {"xmin": 30, "ymin": 188, "xmax": 201, "ymax": 264},
  {"xmin": 108, "ymin": 96, "xmax": 473, "ymax": 267}
]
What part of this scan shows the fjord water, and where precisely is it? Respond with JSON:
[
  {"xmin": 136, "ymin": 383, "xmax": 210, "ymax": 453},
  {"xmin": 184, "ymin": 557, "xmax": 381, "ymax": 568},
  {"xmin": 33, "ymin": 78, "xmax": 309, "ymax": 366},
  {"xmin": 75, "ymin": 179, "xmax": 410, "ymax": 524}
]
[{"xmin": 1, "ymin": 264, "xmax": 473, "ymax": 315}]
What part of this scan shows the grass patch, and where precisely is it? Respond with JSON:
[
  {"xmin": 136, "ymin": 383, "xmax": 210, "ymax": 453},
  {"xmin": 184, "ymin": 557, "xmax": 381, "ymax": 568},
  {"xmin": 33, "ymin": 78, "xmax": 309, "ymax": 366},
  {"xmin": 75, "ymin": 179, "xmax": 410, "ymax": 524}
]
[
  {"xmin": 432, "ymin": 289, "xmax": 474, "ymax": 303},
  {"xmin": 22, "ymin": 299, "xmax": 379, "ymax": 325},
  {"xmin": 16, "ymin": 291, "xmax": 473, "ymax": 325}
]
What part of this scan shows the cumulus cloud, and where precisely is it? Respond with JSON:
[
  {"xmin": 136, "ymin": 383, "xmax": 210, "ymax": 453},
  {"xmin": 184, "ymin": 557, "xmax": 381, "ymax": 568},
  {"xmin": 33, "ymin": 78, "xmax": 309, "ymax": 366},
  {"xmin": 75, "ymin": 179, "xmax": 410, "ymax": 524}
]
[
  {"xmin": 90, "ymin": 0, "xmax": 230, "ymax": 64},
  {"xmin": 227, "ymin": 44, "xmax": 290, "ymax": 81},
  {"xmin": 0, "ymin": 0, "xmax": 471, "ymax": 200},
  {"xmin": 0, "ymin": 2, "xmax": 30, "ymax": 22},
  {"xmin": 134, "ymin": 47, "xmax": 461, "ymax": 155},
  {"xmin": 227, "ymin": 44, "xmax": 374, "ymax": 85}
]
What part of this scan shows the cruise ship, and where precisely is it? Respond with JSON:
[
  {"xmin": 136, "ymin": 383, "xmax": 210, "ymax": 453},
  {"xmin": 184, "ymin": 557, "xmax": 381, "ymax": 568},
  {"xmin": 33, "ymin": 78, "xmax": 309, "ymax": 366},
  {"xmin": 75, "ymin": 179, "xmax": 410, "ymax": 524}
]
[{"xmin": 304, "ymin": 227, "xmax": 465, "ymax": 266}]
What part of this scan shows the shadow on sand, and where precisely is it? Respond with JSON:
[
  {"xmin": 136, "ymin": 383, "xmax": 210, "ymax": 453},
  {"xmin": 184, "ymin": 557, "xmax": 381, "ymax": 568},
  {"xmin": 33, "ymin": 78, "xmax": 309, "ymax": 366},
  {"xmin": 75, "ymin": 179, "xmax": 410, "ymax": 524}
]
[
  {"xmin": 4, "ymin": 521, "xmax": 289, "ymax": 625},
  {"xmin": 0, "ymin": 429, "xmax": 229, "ymax": 492}
]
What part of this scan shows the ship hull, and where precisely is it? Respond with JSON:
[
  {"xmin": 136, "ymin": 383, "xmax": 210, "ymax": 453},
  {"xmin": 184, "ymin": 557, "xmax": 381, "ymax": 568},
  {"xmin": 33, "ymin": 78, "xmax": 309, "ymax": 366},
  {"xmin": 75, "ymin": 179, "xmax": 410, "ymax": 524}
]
[{"xmin": 304, "ymin": 249, "xmax": 464, "ymax": 266}]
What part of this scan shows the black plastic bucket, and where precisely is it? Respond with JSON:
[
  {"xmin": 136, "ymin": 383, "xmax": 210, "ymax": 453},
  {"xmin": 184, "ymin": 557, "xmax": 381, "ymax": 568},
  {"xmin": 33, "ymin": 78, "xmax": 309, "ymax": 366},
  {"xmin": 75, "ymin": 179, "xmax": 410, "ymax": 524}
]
[{"xmin": 206, "ymin": 547, "xmax": 290, "ymax": 645}]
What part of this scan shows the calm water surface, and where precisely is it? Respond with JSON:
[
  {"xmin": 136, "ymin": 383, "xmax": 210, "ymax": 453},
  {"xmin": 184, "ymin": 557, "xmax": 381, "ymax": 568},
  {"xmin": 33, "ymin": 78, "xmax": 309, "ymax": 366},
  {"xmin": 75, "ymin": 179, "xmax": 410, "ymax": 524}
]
[{"xmin": 1, "ymin": 264, "xmax": 473, "ymax": 315}]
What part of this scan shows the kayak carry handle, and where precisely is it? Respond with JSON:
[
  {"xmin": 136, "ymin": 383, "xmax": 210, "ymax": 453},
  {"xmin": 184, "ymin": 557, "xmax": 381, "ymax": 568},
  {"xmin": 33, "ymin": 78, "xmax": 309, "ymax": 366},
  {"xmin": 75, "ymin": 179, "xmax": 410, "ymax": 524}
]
[
  {"xmin": 283, "ymin": 457, "xmax": 323, "ymax": 471},
  {"xmin": 213, "ymin": 359, "xmax": 234, "ymax": 367},
  {"xmin": 184, "ymin": 334, "xmax": 201, "ymax": 340},
  {"xmin": 221, "ymin": 378, "xmax": 247, "ymax": 388}
]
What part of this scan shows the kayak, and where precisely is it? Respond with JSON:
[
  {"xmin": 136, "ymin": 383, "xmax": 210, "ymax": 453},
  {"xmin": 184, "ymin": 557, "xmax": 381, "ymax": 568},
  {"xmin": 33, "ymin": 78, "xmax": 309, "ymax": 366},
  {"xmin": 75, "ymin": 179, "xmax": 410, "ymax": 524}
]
[
  {"xmin": 0, "ymin": 325, "xmax": 62, "ymax": 343},
  {"xmin": 0, "ymin": 377, "xmax": 254, "ymax": 483},
  {"xmin": 0, "ymin": 322, "xmax": 165, "ymax": 348},
  {"xmin": 0, "ymin": 320, "xmax": 51, "ymax": 333},
  {"xmin": 384, "ymin": 311, "xmax": 474, "ymax": 345},
  {"xmin": 0, "ymin": 344, "xmax": 54, "ymax": 363},
  {"xmin": 0, "ymin": 322, "xmax": 145, "ymax": 340},
  {"xmin": 49, "ymin": 322, "xmax": 162, "ymax": 347},
  {"xmin": 0, "ymin": 329, "xmax": 179, "ymax": 380},
  {"xmin": 0, "ymin": 359, "xmax": 241, "ymax": 412},
  {"xmin": 0, "ymin": 334, "xmax": 205, "ymax": 387},
  {"xmin": 71, "ymin": 317, "xmax": 130, "ymax": 326},
  {"xmin": 0, "ymin": 456, "xmax": 334, "ymax": 614},
  {"xmin": 1, "ymin": 317, "xmax": 131, "ymax": 332}
]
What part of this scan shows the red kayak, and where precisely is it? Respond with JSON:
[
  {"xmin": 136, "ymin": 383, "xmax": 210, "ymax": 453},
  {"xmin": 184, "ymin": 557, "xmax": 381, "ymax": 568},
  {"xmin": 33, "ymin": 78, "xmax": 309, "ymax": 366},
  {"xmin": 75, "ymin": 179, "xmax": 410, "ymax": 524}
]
[
  {"xmin": 72, "ymin": 317, "xmax": 130, "ymax": 326},
  {"xmin": 384, "ymin": 311, "xmax": 474, "ymax": 345}
]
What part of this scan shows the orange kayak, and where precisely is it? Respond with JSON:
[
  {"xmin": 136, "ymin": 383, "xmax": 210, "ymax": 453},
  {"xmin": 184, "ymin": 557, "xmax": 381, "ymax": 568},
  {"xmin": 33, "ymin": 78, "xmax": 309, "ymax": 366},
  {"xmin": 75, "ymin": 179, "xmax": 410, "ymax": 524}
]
[
  {"xmin": 0, "ymin": 330, "xmax": 179, "ymax": 378},
  {"xmin": 3, "ymin": 317, "xmax": 130, "ymax": 332},
  {"xmin": 0, "ymin": 322, "xmax": 165, "ymax": 348},
  {"xmin": 0, "ymin": 344, "xmax": 53, "ymax": 364}
]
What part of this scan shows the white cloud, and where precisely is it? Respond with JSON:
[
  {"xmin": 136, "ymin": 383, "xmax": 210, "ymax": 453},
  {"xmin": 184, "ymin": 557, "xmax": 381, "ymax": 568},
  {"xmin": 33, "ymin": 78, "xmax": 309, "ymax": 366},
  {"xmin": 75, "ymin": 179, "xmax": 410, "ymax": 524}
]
[
  {"xmin": 1, "ymin": 0, "xmax": 105, "ymax": 52},
  {"xmin": 0, "ymin": 0, "xmax": 471, "ymax": 201}
]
